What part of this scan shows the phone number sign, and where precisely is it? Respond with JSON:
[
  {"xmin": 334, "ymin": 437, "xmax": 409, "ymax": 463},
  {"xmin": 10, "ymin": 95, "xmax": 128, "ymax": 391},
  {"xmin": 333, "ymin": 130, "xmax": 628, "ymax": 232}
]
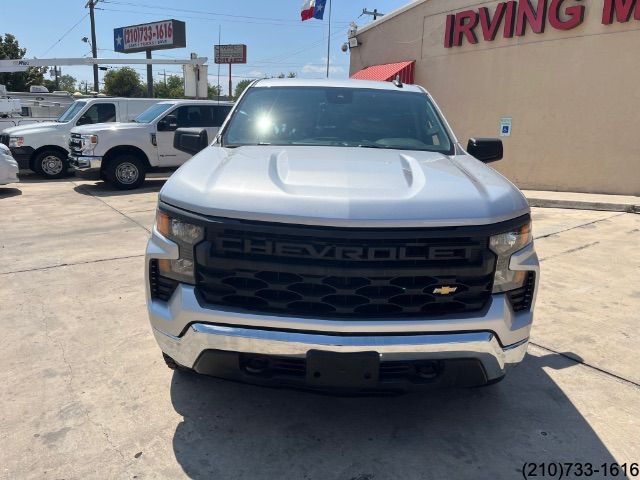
[{"xmin": 114, "ymin": 20, "xmax": 186, "ymax": 53}]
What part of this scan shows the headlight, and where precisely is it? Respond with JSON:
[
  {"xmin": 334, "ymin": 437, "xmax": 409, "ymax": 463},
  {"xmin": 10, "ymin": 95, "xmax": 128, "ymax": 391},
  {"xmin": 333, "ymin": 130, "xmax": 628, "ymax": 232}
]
[
  {"xmin": 489, "ymin": 222, "xmax": 532, "ymax": 293},
  {"xmin": 81, "ymin": 134, "xmax": 98, "ymax": 151},
  {"xmin": 8, "ymin": 136, "xmax": 24, "ymax": 148},
  {"xmin": 155, "ymin": 210, "xmax": 204, "ymax": 284}
]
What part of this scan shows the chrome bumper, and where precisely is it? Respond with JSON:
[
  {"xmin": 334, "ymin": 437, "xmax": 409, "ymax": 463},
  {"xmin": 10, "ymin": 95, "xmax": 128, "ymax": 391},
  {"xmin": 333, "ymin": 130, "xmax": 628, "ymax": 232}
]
[
  {"xmin": 154, "ymin": 324, "xmax": 528, "ymax": 381},
  {"xmin": 69, "ymin": 155, "xmax": 102, "ymax": 171}
]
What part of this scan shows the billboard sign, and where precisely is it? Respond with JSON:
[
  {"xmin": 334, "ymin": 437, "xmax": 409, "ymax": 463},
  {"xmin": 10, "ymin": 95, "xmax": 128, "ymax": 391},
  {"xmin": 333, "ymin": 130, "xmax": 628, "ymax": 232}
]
[
  {"xmin": 214, "ymin": 44, "xmax": 247, "ymax": 64},
  {"xmin": 114, "ymin": 20, "xmax": 186, "ymax": 53}
]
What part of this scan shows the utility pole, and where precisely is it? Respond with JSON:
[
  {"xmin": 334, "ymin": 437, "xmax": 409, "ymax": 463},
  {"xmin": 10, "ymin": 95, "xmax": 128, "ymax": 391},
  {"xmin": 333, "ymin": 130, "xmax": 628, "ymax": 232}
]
[
  {"xmin": 362, "ymin": 8, "xmax": 385, "ymax": 20},
  {"xmin": 86, "ymin": 0, "xmax": 99, "ymax": 92}
]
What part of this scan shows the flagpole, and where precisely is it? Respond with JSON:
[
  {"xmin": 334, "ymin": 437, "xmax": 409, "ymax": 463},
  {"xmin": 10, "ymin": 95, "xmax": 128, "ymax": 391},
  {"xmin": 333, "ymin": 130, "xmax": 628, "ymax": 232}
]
[{"xmin": 326, "ymin": 0, "xmax": 332, "ymax": 78}]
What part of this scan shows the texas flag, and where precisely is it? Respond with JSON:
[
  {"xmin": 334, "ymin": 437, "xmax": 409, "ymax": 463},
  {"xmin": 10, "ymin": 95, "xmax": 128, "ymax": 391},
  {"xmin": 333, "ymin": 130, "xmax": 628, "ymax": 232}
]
[{"xmin": 301, "ymin": 0, "xmax": 327, "ymax": 21}]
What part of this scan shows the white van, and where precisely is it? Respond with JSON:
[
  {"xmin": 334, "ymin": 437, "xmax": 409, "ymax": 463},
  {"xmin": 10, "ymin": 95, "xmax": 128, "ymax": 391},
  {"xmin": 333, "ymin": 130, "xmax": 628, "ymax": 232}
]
[{"xmin": 0, "ymin": 98, "xmax": 162, "ymax": 178}]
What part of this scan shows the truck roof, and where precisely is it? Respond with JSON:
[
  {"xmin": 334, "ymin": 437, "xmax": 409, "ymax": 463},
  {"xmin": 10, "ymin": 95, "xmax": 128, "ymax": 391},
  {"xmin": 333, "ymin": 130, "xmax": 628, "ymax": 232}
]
[
  {"xmin": 155, "ymin": 99, "xmax": 235, "ymax": 106},
  {"xmin": 253, "ymin": 77, "xmax": 425, "ymax": 94}
]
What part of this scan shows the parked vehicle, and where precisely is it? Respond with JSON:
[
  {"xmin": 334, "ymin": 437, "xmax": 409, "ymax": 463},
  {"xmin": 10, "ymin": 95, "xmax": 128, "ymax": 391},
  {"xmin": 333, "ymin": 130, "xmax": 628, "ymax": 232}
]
[
  {"xmin": 0, "ymin": 98, "xmax": 161, "ymax": 179},
  {"xmin": 69, "ymin": 100, "xmax": 233, "ymax": 189},
  {"xmin": 145, "ymin": 78, "xmax": 540, "ymax": 391},
  {"xmin": 0, "ymin": 143, "xmax": 19, "ymax": 185}
]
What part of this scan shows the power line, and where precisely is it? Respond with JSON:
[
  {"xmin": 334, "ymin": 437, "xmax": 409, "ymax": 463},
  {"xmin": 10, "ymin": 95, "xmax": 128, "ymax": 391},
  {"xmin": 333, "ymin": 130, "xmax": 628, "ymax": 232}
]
[
  {"xmin": 96, "ymin": 6, "xmax": 346, "ymax": 28},
  {"xmin": 40, "ymin": 13, "xmax": 89, "ymax": 57},
  {"xmin": 100, "ymin": 0, "xmax": 350, "ymax": 25}
]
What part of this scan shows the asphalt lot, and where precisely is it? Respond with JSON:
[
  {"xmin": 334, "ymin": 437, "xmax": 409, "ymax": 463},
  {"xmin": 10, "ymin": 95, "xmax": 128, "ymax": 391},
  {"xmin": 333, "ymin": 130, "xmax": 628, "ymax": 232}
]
[{"xmin": 1, "ymin": 177, "xmax": 639, "ymax": 480}]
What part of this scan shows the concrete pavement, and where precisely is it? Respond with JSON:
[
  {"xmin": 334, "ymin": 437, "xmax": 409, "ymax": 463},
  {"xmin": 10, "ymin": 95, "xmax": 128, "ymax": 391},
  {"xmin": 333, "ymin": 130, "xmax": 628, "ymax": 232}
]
[{"xmin": 0, "ymin": 177, "xmax": 638, "ymax": 480}]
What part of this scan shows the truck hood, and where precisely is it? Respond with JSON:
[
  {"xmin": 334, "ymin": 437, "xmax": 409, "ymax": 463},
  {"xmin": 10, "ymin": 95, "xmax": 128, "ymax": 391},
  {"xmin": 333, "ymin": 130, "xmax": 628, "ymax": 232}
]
[
  {"xmin": 2, "ymin": 121, "xmax": 61, "ymax": 135},
  {"xmin": 71, "ymin": 122, "xmax": 148, "ymax": 134},
  {"xmin": 160, "ymin": 146, "xmax": 529, "ymax": 227}
]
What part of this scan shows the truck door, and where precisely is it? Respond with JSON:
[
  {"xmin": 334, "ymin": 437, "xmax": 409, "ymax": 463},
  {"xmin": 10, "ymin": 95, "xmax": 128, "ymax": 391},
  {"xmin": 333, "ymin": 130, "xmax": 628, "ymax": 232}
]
[{"xmin": 75, "ymin": 102, "xmax": 117, "ymax": 126}]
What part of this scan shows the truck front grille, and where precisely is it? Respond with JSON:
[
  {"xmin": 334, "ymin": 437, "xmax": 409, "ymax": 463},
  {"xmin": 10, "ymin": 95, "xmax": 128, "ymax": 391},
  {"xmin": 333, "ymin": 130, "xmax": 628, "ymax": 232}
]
[
  {"xmin": 194, "ymin": 219, "xmax": 499, "ymax": 319},
  {"xmin": 0, "ymin": 134, "xmax": 9, "ymax": 147},
  {"xmin": 69, "ymin": 133, "xmax": 83, "ymax": 154}
]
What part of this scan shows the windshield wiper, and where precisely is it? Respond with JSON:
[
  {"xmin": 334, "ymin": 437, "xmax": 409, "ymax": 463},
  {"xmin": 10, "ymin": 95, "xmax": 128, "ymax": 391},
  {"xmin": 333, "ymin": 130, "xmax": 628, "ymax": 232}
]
[{"xmin": 355, "ymin": 143, "xmax": 387, "ymax": 149}]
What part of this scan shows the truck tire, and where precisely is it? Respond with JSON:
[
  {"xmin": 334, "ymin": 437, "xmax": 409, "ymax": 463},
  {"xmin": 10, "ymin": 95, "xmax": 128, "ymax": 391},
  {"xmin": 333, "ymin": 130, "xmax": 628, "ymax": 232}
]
[
  {"xmin": 105, "ymin": 154, "xmax": 146, "ymax": 190},
  {"xmin": 162, "ymin": 353, "xmax": 193, "ymax": 373},
  {"xmin": 34, "ymin": 149, "xmax": 68, "ymax": 179}
]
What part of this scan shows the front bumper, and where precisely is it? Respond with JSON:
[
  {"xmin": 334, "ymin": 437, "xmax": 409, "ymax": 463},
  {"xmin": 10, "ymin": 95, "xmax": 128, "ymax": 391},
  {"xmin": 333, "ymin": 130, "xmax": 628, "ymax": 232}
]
[
  {"xmin": 146, "ymin": 227, "xmax": 539, "ymax": 388},
  {"xmin": 69, "ymin": 155, "xmax": 102, "ymax": 180}
]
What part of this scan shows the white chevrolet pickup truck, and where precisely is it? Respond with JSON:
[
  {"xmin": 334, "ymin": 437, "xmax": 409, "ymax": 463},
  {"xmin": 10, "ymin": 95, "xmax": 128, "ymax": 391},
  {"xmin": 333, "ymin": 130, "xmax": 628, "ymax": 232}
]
[
  {"xmin": 69, "ymin": 100, "xmax": 233, "ymax": 189},
  {"xmin": 146, "ymin": 79, "xmax": 539, "ymax": 392}
]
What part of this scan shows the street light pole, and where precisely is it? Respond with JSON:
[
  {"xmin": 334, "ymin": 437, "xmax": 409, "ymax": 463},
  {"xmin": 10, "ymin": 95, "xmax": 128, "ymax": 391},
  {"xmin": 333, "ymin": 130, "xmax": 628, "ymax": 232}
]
[{"xmin": 86, "ymin": 0, "xmax": 99, "ymax": 92}]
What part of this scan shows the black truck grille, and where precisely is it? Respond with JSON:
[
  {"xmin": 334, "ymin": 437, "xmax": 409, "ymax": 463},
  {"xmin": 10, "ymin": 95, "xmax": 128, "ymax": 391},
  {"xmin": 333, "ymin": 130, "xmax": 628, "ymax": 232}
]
[
  {"xmin": 193, "ymin": 218, "xmax": 499, "ymax": 319},
  {"xmin": 0, "ymin": 134, "xmax": 9, "ymax": 147}
]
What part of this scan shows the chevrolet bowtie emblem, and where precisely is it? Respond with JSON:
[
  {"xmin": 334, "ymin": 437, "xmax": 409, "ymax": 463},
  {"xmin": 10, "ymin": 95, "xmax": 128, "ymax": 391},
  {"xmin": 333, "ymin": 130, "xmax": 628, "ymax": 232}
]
[{"xmin": 433, "ymin": 286, "xmax": 458, "ymax": 295}]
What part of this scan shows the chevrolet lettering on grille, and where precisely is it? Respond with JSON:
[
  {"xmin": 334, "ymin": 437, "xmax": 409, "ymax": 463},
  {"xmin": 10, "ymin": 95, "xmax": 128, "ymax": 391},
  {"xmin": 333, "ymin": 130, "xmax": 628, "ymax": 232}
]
[{"xmin": 212, "ymin": 237, "xmax": 471, "ymax": 261}]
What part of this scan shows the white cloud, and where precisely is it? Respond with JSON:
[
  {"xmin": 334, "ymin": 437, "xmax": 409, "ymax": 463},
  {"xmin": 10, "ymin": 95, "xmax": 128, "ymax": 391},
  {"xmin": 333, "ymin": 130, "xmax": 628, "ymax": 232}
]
[{"xmin": 302, "ymin": 57, "xmax": 345, "ymax": 75}]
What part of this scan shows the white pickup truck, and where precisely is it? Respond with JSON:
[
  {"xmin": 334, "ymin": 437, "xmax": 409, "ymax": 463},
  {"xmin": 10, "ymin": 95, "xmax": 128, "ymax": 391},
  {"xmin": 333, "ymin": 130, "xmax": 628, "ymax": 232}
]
[
  {"xmin": 69, "ymin": 100, "xmax": 233, "ymax": 189},
  {"xmin": 0, "ymin": 98, "xmax": 161, "ymax": 178}
]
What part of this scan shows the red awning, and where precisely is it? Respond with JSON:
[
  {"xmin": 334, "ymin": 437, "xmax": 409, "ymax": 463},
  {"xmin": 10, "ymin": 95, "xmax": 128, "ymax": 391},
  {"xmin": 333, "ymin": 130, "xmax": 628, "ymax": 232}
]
[{"xmin": 350, "ymin": 60, "xmax": 415, "ymax": 84}]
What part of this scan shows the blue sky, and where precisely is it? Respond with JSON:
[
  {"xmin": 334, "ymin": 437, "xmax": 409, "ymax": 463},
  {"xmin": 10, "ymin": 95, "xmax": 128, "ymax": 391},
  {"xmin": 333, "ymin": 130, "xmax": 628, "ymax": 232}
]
[{"xmin": 1, "ymin": 0, "xmax": 410, "ymax": 94}]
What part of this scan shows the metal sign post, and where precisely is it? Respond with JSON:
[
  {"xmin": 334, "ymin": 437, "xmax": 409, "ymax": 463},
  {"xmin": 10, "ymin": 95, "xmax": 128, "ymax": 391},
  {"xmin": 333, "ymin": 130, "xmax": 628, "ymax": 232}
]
[{"xmin": 146, "ymin": 50, "xmax": 153, "ymax": 97}]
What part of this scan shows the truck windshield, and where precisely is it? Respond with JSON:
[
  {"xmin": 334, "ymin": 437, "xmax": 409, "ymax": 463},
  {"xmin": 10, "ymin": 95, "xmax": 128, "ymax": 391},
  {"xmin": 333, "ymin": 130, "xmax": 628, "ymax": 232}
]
[
  {"xmin": 134, "ymin": 103, "xmax": 174, "ymax": 123},
  {"xmin": 222, "ymin": 86, "xmax": 453, "ymax": 153},
  {"xmin": 57, "ymin": 101, "xmax": 86, "ymax": 122}
]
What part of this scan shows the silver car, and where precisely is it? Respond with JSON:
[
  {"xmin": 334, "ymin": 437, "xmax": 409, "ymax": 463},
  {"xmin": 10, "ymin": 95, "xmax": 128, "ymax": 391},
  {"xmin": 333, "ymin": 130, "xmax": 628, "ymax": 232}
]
[{"xmin": 0, "ymin": 143, "xmax": 19, "ymax": 185}]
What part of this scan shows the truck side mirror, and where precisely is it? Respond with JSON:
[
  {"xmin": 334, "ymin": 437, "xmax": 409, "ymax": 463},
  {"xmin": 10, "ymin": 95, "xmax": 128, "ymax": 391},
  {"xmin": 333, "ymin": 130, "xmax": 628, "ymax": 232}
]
[
  {"xmin": 173, "ymin": 128, "xmax": 209, "ymax": 155},
  {"xmin": 158, "ymin": 114, "xmax": 178, "ymax": 132},
  {"xmin": 467, "ymin": 138, "xmax": 503, "ymax": 163}
]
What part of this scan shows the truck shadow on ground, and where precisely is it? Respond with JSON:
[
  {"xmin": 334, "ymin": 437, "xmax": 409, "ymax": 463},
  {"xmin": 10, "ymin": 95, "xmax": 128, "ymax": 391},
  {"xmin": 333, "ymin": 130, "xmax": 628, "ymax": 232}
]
[
  {"xmin": 72, "ymin": 179, "xmax": 167, "ymax": 197},
  {"xmin": 0, "ymin": 187, "xmax": 22, "ymax": 198},
  {"xmin": 169, "ymin": 352, "xmax": 620, "ymax": 480}
]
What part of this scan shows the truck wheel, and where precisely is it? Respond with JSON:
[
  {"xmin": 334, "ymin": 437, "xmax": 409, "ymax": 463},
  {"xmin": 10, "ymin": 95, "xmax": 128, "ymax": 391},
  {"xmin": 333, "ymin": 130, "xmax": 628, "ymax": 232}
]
[
  {"xmin": 34, "ymin": 149, "xmax": 68, "ymax": 179},
  {"xmin": 163, "ymin": 353, "xmax": 193, "ymax": 373},
  {"xmin": 105, "ymin": 155, "xmax": 146, "ymax": 190}
]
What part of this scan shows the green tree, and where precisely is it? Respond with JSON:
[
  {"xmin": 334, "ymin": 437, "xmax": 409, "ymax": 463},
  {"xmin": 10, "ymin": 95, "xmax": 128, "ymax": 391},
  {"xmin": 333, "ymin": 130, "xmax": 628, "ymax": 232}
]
[
  {"xmin": 208, "ymin": 83, "xmax": 222, "ymax": 99},
  {"xmin": 43, "ymin": 74, "xmax": 78, "ymax": 93},
  {"xmin": 0, "ymin": 33, "xmax": 47, "ymax": 91},
  {"xmin": 103, "ymin": 67, "xmax": 144, "ymax": 97},
  {"xmin": 233, "ymin": 79, "xmax": 253, "ymax": 99},
  {"xmin": 275, "ymin": 72, "xmax": 297, "ymax": 79},
  {"xmin": 154, "ymin": 75, "xmax": 184, "ymax": 98}
]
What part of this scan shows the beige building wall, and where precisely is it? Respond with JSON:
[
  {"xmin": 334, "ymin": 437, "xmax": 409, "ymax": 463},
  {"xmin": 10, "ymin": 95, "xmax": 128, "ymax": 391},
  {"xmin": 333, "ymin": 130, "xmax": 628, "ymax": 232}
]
[{"xmin": 350, "ymin": 0, "xmax": 640, "ymax": 195}]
